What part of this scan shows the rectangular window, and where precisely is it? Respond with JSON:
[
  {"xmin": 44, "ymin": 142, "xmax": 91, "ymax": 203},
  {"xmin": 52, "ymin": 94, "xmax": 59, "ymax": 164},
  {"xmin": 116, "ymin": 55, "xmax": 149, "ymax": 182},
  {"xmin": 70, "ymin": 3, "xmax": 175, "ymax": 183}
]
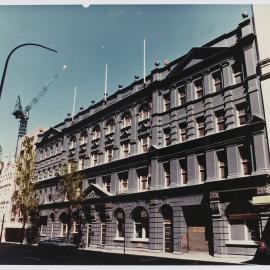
[
  {"xmin": 163, "ymin": 162, "xmax": 170, "ymax": 187},
  {"xmin": 217, "ymin": 150, "xmax": 227, "ymax": 179},
  {"xmin": 91, "ymin": 153, "xmax": 98, "ymax": 167},
  {"xmin": 239, "ymin": 146, "xmax": 251, "ymax": 175},
  {"xmin": 236, "ymin": 103, "xmax": 248, "ymax": 126},
  {"xmin": 216, "ymin": 111, "xmax": 225, "ymax": 132},
  {"xmin": 197, "ymin": 117, "xmax": 205, "ymax": 137},
  {"xmin": 103, "ymin": 176, "xmax": 111, "ymax": 193},
  {"xmin": 50, "ymin": 147, "xmax": 53, "ymax": 157},
  {"xmin": 138, "ymin": 169, "xmax": 149, "ymax": 191},
  {"xmin": 197, "ymin": 155, "xmax": 206, "ymax": 182},
  {"xmin": 212, "ymin": 71, "xmax": 222, "ymax": 92},
  {"xmin": 229, "ymin": 216, "xmax": 259, "ymax": 242},
  {"xmin": 179, "ymin": 158, "xmax": 187, "ymax": 185},
  {"xmin": 80, "ymin": 135, "xmax": 87, "ymax": 145},
  {"xmin": 178, "ymin": 86, "xmax": 186, "ymax": 106},
  {"xmin": 79, "ymin": 157, "xmax": 85, "ymax": 170},
  {"xmin": 232, "ymin": 62, "xmax": 243, "ymax": 84},
  {"xmin": 40, "ymin": 150, "xmax": 43, "ymax": 160},
  {"xmin": 140, "ymin": 136, "xmax": 149, "ymax": 153},
  {"xmin": 119, "ymin": 172, "xmax": 128, "ymax": 193},
  {"xmin": 179, "ymin": 122, "xmax": 187, "ymax": 142},
  {"xmin": 122, "ymin": 142, "xmax": 130, "ymax": 158},
  {"xmin": 164, "ymin": 94, "xmax": 170, "ymax": 112},
  {"xmin": 106, "ymin": 148, "xmax": 113, "ymax": 162},
  {"xmin": 194, "ymin": 78, "xmax": 203, "ymax": 98},
  {"xmin": 164, "ymin": 128, "xmax": 171, "ymax": 146}
]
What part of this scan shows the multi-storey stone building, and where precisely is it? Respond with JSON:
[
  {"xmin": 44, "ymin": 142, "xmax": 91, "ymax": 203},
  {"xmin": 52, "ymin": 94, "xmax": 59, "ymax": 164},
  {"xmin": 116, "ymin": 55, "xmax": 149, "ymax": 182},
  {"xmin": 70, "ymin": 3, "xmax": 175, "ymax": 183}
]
[{"xmin": 35, "ymin": 18, "xmax": 270, "ymax": 258}]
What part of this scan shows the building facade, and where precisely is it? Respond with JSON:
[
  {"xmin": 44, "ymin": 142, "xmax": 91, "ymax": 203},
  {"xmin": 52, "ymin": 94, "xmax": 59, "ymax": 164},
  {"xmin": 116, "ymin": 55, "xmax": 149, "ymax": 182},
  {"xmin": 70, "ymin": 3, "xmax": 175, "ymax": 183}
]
[
  {"xmin": 35, "ymin": 18, "xmax": 270, "ymax": 258},
  {"xmin": 0, "ymin": 158, "xmax": 16, "ymax": 242},
  {"xmin": 0, "ymin": 127, "xmax": 45, "ymax": 242}
]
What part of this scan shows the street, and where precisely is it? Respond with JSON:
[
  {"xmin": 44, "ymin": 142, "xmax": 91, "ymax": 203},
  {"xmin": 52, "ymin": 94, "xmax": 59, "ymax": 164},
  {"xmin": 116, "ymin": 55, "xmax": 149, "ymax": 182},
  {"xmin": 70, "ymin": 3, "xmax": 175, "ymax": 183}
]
[{"xmin": 0, "ymin": 243, "xmax": 235, "ymax": 265}]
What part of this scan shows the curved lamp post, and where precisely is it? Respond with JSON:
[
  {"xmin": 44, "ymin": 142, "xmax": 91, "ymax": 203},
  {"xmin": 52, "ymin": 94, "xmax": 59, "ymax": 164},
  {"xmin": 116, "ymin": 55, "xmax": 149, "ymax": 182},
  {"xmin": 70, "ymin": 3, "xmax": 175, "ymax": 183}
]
[{"xmin": 0, "ymin": 43, "xmax": 57, "ymax": 100}]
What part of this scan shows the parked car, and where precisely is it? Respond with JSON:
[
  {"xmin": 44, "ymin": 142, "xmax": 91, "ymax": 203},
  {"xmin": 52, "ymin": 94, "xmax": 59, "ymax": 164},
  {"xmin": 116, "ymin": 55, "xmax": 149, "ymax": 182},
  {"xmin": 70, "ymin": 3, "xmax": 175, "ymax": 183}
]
[{"xmin": 38, "ymin": 237, "xmax": 77, "ymax": 256}]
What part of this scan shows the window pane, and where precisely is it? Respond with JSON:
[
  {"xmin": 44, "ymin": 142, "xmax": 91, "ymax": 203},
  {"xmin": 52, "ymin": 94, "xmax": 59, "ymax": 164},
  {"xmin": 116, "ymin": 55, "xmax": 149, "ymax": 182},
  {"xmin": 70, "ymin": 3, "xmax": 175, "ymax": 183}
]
[
  {"xmin": 135, "ymin": 223, "xmax": 142, "ymax": 238},
  {"xmin": 230, "ymin": 220, "xmax": 245, "ymax": 241}
]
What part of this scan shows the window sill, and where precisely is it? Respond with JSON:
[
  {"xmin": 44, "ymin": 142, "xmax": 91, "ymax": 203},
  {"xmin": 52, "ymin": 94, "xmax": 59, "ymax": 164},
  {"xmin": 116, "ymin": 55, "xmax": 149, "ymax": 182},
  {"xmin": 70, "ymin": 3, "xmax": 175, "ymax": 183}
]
[
  {"xmin": 226, "ymin": 240, "xmax": 259, "ymax": 246},
  {"xmin": 113, "ymin": 237, "xmax": 124, "ymax": 242},
  {"xmin": 131, "ymin": 238, "xmax": 149, "ymax": 243}
]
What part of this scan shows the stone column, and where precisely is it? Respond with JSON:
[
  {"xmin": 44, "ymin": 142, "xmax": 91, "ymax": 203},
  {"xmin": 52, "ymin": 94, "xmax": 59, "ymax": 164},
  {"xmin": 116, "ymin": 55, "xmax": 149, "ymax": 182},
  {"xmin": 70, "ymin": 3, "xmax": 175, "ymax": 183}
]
[
  {"xmin": 170, "ymin": 158, "xmax": 180, "ymax": 187},
  {"xmin": 130, "ymin": 105, "xmax": 138, "ymax": 155},
  {"xmin": 110, "ymin": 172, "xmax": 118, "ymax": 194},
  {"xmin": 252, "ymin": 131, "xmax": 270, "ymax": 174},
  {"xmin": 206, "ymin": 150, "xmax": 217, "ymax": 181},
  {"xmin": 114, "ymin": 113, "xmax": 121, "ymax": 159},
  {"xmin": 186, "ymin": 79, "xmax": 196, "ymax": 140},
  {"xmin": 222, "ymin": 62, "xmax": 236, "ymax": 129},
  {"xmin": 128, "ymin": 168, "xmax": 137, "ymax": 193},
  {"xmin": 170, "ymin": 85, "xmax": 179, "ymax": 145},
  {"xmin": 187, "ymin": 154, "xmax": 197, "ymax": 184},
  {"xmin": 226, "ymin": 145, "xmax": 241, "ymax": 178},
  {"xmin": 150, "ymin": 158, "xmax": 161, "ymax": 190}
]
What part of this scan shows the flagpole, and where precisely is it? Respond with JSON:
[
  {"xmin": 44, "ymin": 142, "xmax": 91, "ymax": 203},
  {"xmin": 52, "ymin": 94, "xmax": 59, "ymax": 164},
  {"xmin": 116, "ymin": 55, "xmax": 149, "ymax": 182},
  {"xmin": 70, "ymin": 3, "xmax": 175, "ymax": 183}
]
[
  {"xmin": 104, "ymin": 64, "xmax": 108, "ymax": 101},
  {"xmin": 143, "ymin": 38, "xmax": 146, "ymax": 84},
  {"xmin": 72, "ymin": 86, "xmax": 77, "ymax": 121}
]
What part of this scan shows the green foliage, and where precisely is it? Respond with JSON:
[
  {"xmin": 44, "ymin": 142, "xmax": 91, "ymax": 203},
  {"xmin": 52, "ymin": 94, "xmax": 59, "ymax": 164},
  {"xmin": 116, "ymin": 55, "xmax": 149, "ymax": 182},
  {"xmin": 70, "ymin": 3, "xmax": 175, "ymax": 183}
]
[
  {"xmin": 11, "ymin": 136, "xmax": 38, "ymax": 243},
  {"xmin": 57, "ymin": 161, "xmax": 85, "ymax": 243},
  {"xmin": 57, "ymin": 161, "xmax": 85, "ymax": 206}
]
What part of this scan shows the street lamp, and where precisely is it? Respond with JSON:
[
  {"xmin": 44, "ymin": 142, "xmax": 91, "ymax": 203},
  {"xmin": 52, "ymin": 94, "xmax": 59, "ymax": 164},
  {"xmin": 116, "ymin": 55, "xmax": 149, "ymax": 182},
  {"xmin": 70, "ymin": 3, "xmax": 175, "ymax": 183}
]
[{"xmin": 0, "ymin": 43, "xmax": 57, "ymax": 100}]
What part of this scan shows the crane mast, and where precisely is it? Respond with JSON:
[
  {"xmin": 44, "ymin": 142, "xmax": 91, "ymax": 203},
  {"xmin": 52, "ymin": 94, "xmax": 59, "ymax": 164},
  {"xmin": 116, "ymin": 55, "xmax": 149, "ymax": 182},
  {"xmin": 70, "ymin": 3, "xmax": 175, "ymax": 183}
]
[{"xmin": 13, "ymin": 65, "xmax": 67, "ymax": 157}]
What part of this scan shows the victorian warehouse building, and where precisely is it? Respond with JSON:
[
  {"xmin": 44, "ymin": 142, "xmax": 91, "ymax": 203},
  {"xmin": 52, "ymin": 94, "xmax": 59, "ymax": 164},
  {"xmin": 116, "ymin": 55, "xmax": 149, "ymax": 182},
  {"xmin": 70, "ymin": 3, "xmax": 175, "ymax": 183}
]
[{"xmin": 34, "ymin": 18, "xmax": 270, "ymax": 258}]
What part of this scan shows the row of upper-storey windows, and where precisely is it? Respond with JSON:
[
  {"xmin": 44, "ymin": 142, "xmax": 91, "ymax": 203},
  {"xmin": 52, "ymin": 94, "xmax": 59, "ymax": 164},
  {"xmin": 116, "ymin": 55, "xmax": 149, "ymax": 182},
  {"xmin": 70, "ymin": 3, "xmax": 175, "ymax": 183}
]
[
  {"xmin": 38, "ymin": 60, "xmax": 244, "ymax": 162},
  {"xmin": 72, "ymin": 144, "xmax": 250, "ymax": 196},
  {"xmin": 163, "ymin": 61, "xmax": 243, "ymax": 111},
  {"xmin": 38, "ymin": 104, "xmax": 151, "ymax": 162},
  {"xmin": 163, "ymin": 102, "xmax": 248, "ymax": 146},
  {"xmin": 37, "ymin": 101, "xmax": 247, "ymax": 169},
  {"xmin": 37, "ymin": 141, "xmax": 252, "ymax": 196}
]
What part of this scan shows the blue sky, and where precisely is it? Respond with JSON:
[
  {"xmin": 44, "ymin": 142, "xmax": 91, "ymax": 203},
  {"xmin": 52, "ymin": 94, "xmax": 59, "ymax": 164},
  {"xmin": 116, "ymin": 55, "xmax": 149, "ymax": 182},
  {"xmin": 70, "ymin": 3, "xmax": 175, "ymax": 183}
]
[{"xmin": 0, "ymin": 4, "xmax": 252, "ymax": 158}]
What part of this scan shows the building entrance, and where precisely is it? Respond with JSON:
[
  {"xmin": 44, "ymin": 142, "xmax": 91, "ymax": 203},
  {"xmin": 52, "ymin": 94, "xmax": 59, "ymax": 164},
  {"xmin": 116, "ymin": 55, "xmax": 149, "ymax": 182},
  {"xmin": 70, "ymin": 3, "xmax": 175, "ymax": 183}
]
[{"xmin": 183, "ymin": 205, "xmax": 213, "ymax": 254}]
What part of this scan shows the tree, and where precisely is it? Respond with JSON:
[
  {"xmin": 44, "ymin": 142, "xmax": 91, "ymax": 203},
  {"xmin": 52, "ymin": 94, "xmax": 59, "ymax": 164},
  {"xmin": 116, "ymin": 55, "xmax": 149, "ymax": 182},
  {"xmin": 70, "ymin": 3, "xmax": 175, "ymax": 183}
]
[
  {"xmin": 12, "ymin": 136, "xmax": 38, "ymax": 244},
  {"xmin": 57, "ymin": 161, "xmax": 85, "ymax": 243}
]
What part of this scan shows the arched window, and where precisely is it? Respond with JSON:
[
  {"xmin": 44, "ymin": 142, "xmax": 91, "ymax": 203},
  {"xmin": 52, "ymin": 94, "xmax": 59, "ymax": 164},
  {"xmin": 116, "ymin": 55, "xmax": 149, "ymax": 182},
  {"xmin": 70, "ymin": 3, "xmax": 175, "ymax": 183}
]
[
  {"xmin": 131, "ymin": 207, "xmax": 149, "ymax": 240},
  {"xmin": 139, "ymin": 104, "xmax": 151, "ymax": 121},
  {"xmin": 92, "ymin": 126, "xmax": 101, "ymax": 140},
  {"xmin": 114, "ymin": 208, "xmax": 125, "ymax": 238},
  {"xmin": 122, "ymin": 112, "xmax": 131, "ymax": 128},
  {"xmin": 106, "ymin": 119, "xmax": 115, "ymax": 134}
]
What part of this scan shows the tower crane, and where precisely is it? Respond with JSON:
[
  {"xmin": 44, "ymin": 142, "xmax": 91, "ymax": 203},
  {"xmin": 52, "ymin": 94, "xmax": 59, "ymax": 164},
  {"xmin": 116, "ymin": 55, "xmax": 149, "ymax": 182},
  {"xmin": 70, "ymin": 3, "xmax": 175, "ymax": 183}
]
[{"xmin": 12, "ymin": 65, "xmax": 67, "ymax": 157}]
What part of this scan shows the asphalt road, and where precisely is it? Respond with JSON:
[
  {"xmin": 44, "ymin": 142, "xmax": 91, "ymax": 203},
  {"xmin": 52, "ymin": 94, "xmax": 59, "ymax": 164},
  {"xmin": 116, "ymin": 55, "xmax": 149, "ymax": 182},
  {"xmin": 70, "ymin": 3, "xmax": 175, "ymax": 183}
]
[{"xmin": 0, "ymin": 243, "xmax": 243, "ymax": 265}]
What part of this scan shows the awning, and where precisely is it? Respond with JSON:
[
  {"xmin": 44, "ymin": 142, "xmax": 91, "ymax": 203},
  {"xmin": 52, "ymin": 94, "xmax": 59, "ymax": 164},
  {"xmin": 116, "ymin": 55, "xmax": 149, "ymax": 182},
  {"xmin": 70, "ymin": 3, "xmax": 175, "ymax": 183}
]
[{"xmin": 252, "ymin": 195, "xmax": 270, "ymax": 205}]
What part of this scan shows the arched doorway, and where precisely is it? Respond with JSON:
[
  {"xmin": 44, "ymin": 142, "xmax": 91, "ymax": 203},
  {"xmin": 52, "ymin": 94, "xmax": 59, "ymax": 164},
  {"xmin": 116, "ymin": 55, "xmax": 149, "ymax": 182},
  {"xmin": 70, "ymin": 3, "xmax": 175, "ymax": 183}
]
[{"xmin": 160, "ymin": 204, "xmax": 174, "ymax": 253}]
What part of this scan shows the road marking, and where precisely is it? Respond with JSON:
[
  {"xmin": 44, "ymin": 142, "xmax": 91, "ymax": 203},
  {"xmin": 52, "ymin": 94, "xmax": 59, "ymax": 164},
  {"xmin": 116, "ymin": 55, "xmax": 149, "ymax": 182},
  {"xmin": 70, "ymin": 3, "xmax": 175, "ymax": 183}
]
[{"xmin": 23, "ymin": 256, "xmax": 41, "ymax": 261}]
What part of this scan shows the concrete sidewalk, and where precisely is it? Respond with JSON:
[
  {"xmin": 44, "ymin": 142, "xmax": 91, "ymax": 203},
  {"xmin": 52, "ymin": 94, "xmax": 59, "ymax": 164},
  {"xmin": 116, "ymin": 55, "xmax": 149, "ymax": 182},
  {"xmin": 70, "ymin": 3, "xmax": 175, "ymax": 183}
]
[{"xmin": 83, "ymin": 247, "xmax": 253, "ymax": 264}]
